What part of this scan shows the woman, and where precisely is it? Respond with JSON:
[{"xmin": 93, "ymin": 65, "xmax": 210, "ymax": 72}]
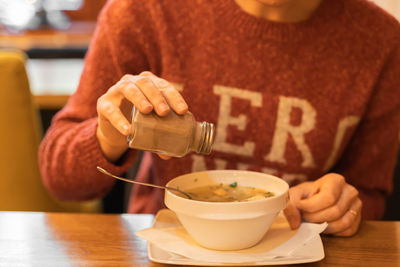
[{"xmin": 39, "ymin": 0, "xmax": 400, "ymax": 236}]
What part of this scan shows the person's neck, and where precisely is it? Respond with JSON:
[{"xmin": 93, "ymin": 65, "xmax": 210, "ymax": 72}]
[{"xmin": 234, "ymin": 0, "xmax": 324, "ymax": 22}]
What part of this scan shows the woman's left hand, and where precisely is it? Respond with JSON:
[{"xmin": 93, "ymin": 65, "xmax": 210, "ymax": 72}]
[{"xmin": 283, "ymin": 173, "xmax": 362, "ymax": 236}]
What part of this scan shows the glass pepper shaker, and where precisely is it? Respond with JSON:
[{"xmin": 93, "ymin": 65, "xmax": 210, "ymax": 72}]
[{"xmin": 127, "ymin": 106, "xmax": 215, "ymax": 157}]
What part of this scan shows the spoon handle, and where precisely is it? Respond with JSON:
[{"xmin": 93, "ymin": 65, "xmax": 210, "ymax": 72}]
[
  {"xmin": 96, "ymin": 166, "xmax": 192, "ymax": 199},
  {"xmin": 97, "ymin": 166, "xmax": 166, "ymax": 189}
]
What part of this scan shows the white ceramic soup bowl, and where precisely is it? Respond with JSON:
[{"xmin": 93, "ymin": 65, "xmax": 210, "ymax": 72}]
[{"xmin": 164, "ymin": 170, "xmax": 289, "ymax": 251}]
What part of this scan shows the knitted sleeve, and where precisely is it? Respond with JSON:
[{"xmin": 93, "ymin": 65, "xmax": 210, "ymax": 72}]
[
  {"xmin": 332, "ymin": 45, "xmax": 400, "ymax": 220},
  {"xmin": 38, "ymin": 0, "xmax": 151, "ymax": 201}
]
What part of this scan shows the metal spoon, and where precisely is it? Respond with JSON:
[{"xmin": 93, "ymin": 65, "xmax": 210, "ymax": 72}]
[{"xmin": 96, "ymin": 166, "xmax": 192, "ymax": 199}]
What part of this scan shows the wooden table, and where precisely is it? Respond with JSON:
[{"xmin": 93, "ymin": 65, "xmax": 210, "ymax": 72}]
[{"xmin": 0, "ymin": 212, "xmax": 398, "ymax": 266}]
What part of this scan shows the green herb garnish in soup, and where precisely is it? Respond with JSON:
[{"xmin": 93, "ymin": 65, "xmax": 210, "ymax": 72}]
[
  {"xmin": 182, "ymin": 182, "xmax": 274, "ymax": 202},
  {"xmin": 229, "ymin": 181, "xmax": 237, "ymax": 188}
]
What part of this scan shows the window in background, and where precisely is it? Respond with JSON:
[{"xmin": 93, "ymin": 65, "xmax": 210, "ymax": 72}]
[{"xmin": 0, "ymin": 0, "xmax": 83, "ymax": 32}]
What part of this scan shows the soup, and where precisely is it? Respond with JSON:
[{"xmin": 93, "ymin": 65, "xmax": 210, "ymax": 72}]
[{"xmin": 178, "ymin": 182, "xmax": 274, "ymax": 202}]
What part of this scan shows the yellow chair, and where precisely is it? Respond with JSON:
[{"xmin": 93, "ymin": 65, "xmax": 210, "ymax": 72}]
[{"xmin": 0, "ymin": 50, "xmax": 101, "ymax": 212}]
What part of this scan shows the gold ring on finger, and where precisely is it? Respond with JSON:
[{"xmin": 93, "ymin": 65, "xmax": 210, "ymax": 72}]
[{"xmin": 349, "ymin": 209, "xmax": 358, "ymax": 216}]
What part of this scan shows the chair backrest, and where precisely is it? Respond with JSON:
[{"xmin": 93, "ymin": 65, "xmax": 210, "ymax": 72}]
[{"xmin": 0, "ymin": 50, "xmax": 100, "ymax": 212}]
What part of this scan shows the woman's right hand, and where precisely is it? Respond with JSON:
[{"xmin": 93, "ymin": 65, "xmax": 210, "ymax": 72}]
[{"xmin": 96, "ymin": 71, "xmax": 188, "ymax": 162}]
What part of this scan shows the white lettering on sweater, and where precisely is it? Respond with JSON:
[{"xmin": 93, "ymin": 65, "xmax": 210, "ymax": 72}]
[
  {"xmin": 261, "ymin": 167, "xmax": 278, "ymax": 176},
  {"xmin": 265, "ymin": 96, "xmax": 316, "ymax": 168},
  {"xmin": 323, "ymin": 115, "xmax": 360, "ymax": 171},
  {"xmin": 191, "ymin": 155, "xmax": 308, "ymax": 184},
  {"xmin": 237, "ymin": 163, "xmax": 249, "ymax": 170},
  {"xmin": 281, "ymin": 173, "xmax": 308, "ymax": 183},
  {"xmin": 178, "ymin": 82, "xmax": 360, "ymax": 179},
  {"xmin": 191, "ymin": 155, "xmax": 227, "ymax": 172},
  {"xmin": 260, "ymin": 167, "xmax": 307, "ymax": 183},
  {"xmin": 213, "ymin": 85, "xmax": 262, "ymax": 156}
]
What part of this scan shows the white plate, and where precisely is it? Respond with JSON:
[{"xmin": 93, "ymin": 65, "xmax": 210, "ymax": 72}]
[{"xmin": 147, "ymin": 209, "xmax": 325, "ymax": 266}]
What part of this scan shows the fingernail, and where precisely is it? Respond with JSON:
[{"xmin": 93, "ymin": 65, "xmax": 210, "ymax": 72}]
[
  {"xmin": 177, "ymin": 102, "xmax": 188, "ymax": 112},
  {"xmin": 141, "ymin": 100, "xmax": 152, "ymax": 111},
  {"xmin": 159, "ymin": 103, "xmax": 170, "ymax": 114},
  {"xmin": 122, "ymin": 124, "xmax": 129, "ymax": 135},
  {"xmin": 157, "ymin": 78, "xmax": 169, "ymax": 88}
]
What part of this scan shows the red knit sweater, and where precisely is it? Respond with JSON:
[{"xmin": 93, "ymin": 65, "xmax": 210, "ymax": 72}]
[{"xmin": 39, "ymin": 0, "xmax": 400, "ymax": 219}]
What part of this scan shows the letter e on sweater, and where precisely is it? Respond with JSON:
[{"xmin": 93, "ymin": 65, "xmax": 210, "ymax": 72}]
[
  {"xmin": 213, "ymin": 85, "xmax": 262, "ymax": 156},
  {"xmin": 265, "ymin": 96, "xmax": 316, "ymax": 168}
]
